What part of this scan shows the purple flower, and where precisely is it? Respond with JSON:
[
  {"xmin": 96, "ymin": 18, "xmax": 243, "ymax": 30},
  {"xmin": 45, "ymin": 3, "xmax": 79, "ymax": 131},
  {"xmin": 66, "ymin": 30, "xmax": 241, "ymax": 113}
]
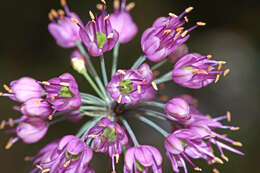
[
  {"xmin": 165, "ymin": 97, "xmax": 191, "ymax": 121},
  {"xmin": 141, "ymin": 7, "xmax": 203, "ymax": 62},
  {"xmin": 75, "ymin": 4, "xmax": 119, "ymax": 56},
  {"xmin": 31, "ymin": 135, "xmax": 93, "ymax": 173},
  {"xmin": 172, "ymin": 53, "xmax": 230, "ymax": 89},
  {"xmin": 87, "ymin": 117, "xmax": 128, "ymax": 171},
  {"xmin": 110, "ymin": 0, "xmax": 138, "ymax": 43},
  {"xmin": 43, "ymin": 73, "xmax": 82, "ymax": 113},
  {"xmin": 107, "ymin": 64, "xmax": 157, "ymax": 104},
  {"xmin": 168, "ymin": 44, "xmax": 189, "ymax": 64},
  {"xmin": 48, "ymin": 0, "xmax": 82, "ymax": 48},
  {"xmin": 0, "ymin": 77, "xmax": 44, "ymax": 103},
  {"xmin": 124, "ymin": 145, "xmax": 162, "ymax": 173},
  {"xmin": 21, "ymin": 98, "xmax": 52, "ymax": 118}
]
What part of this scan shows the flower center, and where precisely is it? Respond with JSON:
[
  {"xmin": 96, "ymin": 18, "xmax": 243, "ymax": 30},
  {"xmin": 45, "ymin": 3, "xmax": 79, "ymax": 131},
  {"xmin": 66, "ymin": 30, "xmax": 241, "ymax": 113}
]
[
  {"xmin": 58, "ymin": 86, "xmax": 74, "ymax": 97},
  {"xmin": 136, "ymin": 160, "xmax": 145, "ymax": 171},
  {"xmin": 96, "ymin": 32, "xmax": 107, "ymax": 49},
  {"xmin": 103, "ymin": 127, "xmax": 117, "ymax": 143},
  {"xmin": 119, "ymin": 79, "xmax": 133, "ymax": 94},
  {"xmin": 65, "ymin": 151, "xmax": 81, "ymax": 161}
]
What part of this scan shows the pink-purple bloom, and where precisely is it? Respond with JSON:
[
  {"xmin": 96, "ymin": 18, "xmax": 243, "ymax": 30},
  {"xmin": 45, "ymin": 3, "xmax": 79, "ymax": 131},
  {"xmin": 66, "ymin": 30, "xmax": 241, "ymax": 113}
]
[
  {"xmin": 48, "ymin": 0, "xmax": 82, "ymax": 48},
  {"xmin": 21, "ymin": 98, "xmax": 52, "ymax": 118},
  {"xmin": 172, "ymin": 53, "xmax": 230, "ymax": 89},
  {"xmin": 110, "ymin": 0, "xmax": 138, "ymax": 43},
  {"xmin": 141, "ymin": 7, "xmax": 202, "ymax": 62},
  {"xmin": 124, "ymin": 145, "xmax": 162, "ymax": 173}
]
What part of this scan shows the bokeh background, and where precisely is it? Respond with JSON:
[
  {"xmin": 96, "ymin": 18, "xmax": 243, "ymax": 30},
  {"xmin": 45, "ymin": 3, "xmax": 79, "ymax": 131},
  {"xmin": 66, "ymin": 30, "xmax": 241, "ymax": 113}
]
[{"xmin": 0, "ymin": 0, "xmax": 259, "ymax": 172}]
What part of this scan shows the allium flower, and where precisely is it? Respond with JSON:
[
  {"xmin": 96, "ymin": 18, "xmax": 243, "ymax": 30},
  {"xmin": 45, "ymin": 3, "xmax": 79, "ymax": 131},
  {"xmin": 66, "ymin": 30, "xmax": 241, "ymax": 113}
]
[
  {"xmin": 141, "ymin": 7, "xmax": 204, "ymax": 62},
  {"xmin": 43, "ymin": 73, "xmax": 82, "ymax": 113},
  {"xmin": 86, "ymin": 117, "xmax": 128, "ymax": 171},
  {"xmin": 168, "ymin": 44, "xmax": 189, "ymax": 64},
  {"xmin": 70, "ymin": 49, "xmax": 87, "ymax": 74},
  {"xmin": 21, "ymin": 98, "xmax": 52, "ymax": 118},
  {"xmin": 107, "ymin": 64, "xmax": 157, "ymax": 104},
  {"xmin": 110, "ymin": 0, "xmax": 138, "ymax": 43},
  {"xmin": 124, "ymin": 145, "xmax": 162, "ymax": 173},
  {"xmin": 165, "ymin": 97, "xmax": 191, "ymax": 121},
  {"xmin": 172, "ymin": 53, "xmax": 230, "ymax": 89},
  {"xmin": 48, "ymin": 0, "xmax": 82, "ymax": 48},
  {"xmin": 32, "ymin": 135, "xmax": 93, "ymax": 173},
  {"xmin": 75, "ymin": 3, "xmax": 119, "ymax": 57},
  {"xmin": 0, "ymin": 77, "xmax": 43, "ymax": 102}
]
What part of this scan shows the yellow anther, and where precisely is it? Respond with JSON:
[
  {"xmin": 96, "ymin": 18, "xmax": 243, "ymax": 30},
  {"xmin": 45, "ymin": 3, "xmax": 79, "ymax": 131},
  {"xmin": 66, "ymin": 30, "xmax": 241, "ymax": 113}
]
[
  {"xmin": 197, "ymin": 22, "xmax": 206, "ymax": 26},
  {"xmin": 58, "ymin": 9, "xmax": 65, "ymax": 18},
  {"xmin": 36, "ymin": 165, "xmax": 44, "ymax": 170},
  {"xmin": 137, "ymin": 85, "xmax": 141, "ymax": 94},
  {"xmin": 114, "ymin": 0, "xmax": 120, "ymax": 9},
  {"xmin": 9, "ymin": 118, "xmax": 14, "ymax": 127},
  {"xmin": 181, "ymin": 30, "xmax": 188, "ymax": 38},
  {"xmin": 5, "ymin": 137, "xmax": 14, "ymax": 150},
  {"xmin": 48, "ymin": 12, "xmax": 54, "ymax": 21},
  {"xmin": 184, "ymin": 16, "xmax": 189, "ymax": 23},
  {"xmin": 51, "ymin": 96, "xmax": 55, "ymax": 101},
  {"xmin": 208, "ymin": 66, "xmax": 214, "ymax": 72},
  {"xmin": 115, "ymin": 154, "xmax": 120, "ymax": 163},
  {"xmin": 0, "ymin": 92, "xmax": 2, "ymax": 96},
  {"xmin": 224, "ymin": 69, "xmax": 230, "ymax": 76},
  {"xmin": 169, "ymin": 12, "xmax": 178, "ymax": 18},
  {"xmin": 48, "ymin": 115, "xmax": 53, "ymax": 121},
  {"xmin": 213, "ymin": 168, "xmax": 220, "ymax": 173},
  {"xmin": 88, "ymin": 134, "xmax": 97, "ymax": 138},
  {"xmin": 3, "ymin": 84, "xmax": 13, "ymax": 93},
  {"xmin": 89, "ymin": 11, "xmax": 95, "ymax": 21},
  {"xmin": 232, "ymin": 141, "xmax": 243, "ymax": 147},
  {"xmin": 152, "ymin": 82, "xmax": 158, "ymax": 91},
  {"xmin": 96, "ymin": 3, "xmax": 103, "ymax": 10},
  {"xmin": 214, "ymin": 157, "xmax": 224, "ymax": 164},
  {"xmin": 231, "ymin": 127, "xmax": 240, "ymax": 131},
  {"xmin": 42, "ymin": 81, "xmax": 50, "ymax": 86},
  {"xmin": 210, "ymin": 133, "xmax": 216, "ymax": 138},
  {"xmin": 126, "ymin": 2, "xmax": 135, "ymax": 11},
  {"xmin": 219, "ymin": 61, "xmax": 227, "ymax": 64},
  {"xmin": 176, "ymin": 27, "xmax": 184, "ymax": 32},
  {"xmin": 194, "ymin": 167, "xmax": 202, "ymax": 171},
  {"xmin": 174, "ymin": 31, "xmax": 182, "ymax": 39},
  {"xmin": 71, "ymin": 18, "xmax": 79, "ymax": 24},
  {"xmin": 50, "ymin": 9, "xmax": 58, "ymax": 18},
  {"xmin": 185, "ymin": 7, "xmax": 194, "ymax": 13},
  {"xmin": 60, "ymin": 82, "xmax": 69, "ymax": 87},
  {"xmin": 165, "ymin": 20, "xmax": 170, "ymax": 28},
  {"xmin": 61, "ymin": 0, "xmax": 67, "ymax": 6},
  {"xmin": 117, "ymin": 70, "xmax": 126, "ymax": 75},
  {"xmin": 207, "ymin": 54, "xmax": 212, "ymax": 59},
  {"xmin": 117, "ymin": 95, "xmax": 122, "ymax": 103},
  {"xmin": 227, "ymin": 111, "xmax": 231, "ymax": 122},
  {"xmin": 0, "ymin": 120, "xmax": 6, "ymax": 129},
  {"xmin": 192, "ymin": 69, "xmax": 208, "ymax": 74},
  {"xmin": 104, "ymin": 15, "xmax": 110, "ymax": 20},
  {"xmin": 101, "ymin": 0, "xmax": 106, "ymax": 5},
  {"xmin": 164, "ymin": 29, "xmax": 172, "ymax": 34},
  {"xmin": 214, "ymin": 74, "xmax": 220, "ymax": 83},
  {"xmin": 34, "ymin": 100, "xmax": 41, "ymax": 105},
  {"xmin": 107, "ymin": 33, "xmax": 114, "ymax": 39},
  {"xmin": 221, "ymin": 154, "xmax": 229, "ymax": 162},
  {"xmin": 64, "ymin": 160, "xmax": 71, "ymax": 167},
  {"xmin": 42, "ymin": 168, "xmax": 50, "ymax": 173}
]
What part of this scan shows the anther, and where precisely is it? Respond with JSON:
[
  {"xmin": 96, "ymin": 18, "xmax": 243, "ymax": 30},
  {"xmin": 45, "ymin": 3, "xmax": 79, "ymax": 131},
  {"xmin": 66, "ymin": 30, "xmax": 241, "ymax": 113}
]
[
  {"xmin": 232, "ymin": 141, "xmax": 243, "ymax": 147},
  {"xmin": 115, "ymin": 154, "xmax": 120, "ymax": 163},
  {"xmin": 96, "ymin": 4, "xmax": 103, "ymax": 10},
  {"xmin": 227, "ymin": 111, "xmax": 231, "ymax": 122},
  {"xmin": 64, "ymin": 160, "xmax": 71, "ymax": 167},
  {"xmin": 42, "ymin": 81, "xmax": 50, "ymax": 86},
  {"xmin": 184, "ymin": 16, "xmax": 189, "ymax": 23},
  {"xmin": 224, "ymin": 69, "xmax": 230, "ymax": 76},
  {"xmin": 221, "ymin": 154, "xmax": 229, "ymax": 162},
  {"xmin": 0, "ymin": 92, "xmax": 2, "ymax": 96},
  {"xmin": 185, "ymin": 7, "xmax": 194, "ymax": 13},
  {"xmin": 192, "ymin": 69, "xmax": 208, "ymax": 74},
  {"xmin": 51, "ymin": 96, "xmax": 55, "ymax": 101},
  {"xmin": 89, "ymin": 11, "xmax": 95, "ymax": 21},
  {"xmin": 194, "ymin": 167, "xmax": 202, "ymax": 171},
  {"xmin": 101, "ymin": 0, "xmax": 106, "ymax": 5},
  {"xmin": 169, "ymin": 12, "xmax": 178, "ymax": 18},
  {"xmin": 118, "ymin": 95, "xmax": 122, "ymax": 103},
  {"xmin": 50, "ymin": 9, "xmax": 58, "ymax": 19},
  {"xmin": 0, "ymin": 120, "xmax": 6, "ymax": 129},
  {"xmin": 3, "ymin": 84, "xmax": 13, "ymax": 93},
  {"xmin": 126, "ymin": 2, "xmax": 135, "ymax": 11},
  {"xmin": 207, "ymin": 54, "xmax": 212, "ymax": 59},
  {"xmin": 214, "ymin": 157, "xmax": 224, "ymax": 164},
  {"xmin": 176, "ymin": 27, "xmax": 184, "ymax": 32},
  {"xmin": 24, "ymin": 156, "xmax": 32, "ymax": 161},
  {"xmin": 34, "ymin": 100, "xmax": 41, "ymax": 105},
  {"xmin": 71, "ymin": 18, "xmax": 79, "ymax": 24},
  {"xmin": 117, "ymin": 70, "xmax": 126, "ymax": 75},
  {"xmin": 42, "ymin": 169, "xmax": 50, "ymax": 173},
  {"xmin": 137, "ymin": 85, "xmax": 141, "ymax": 94},
  {"xmin": 48, "ymin": 13, "xmax": 54, "ymax": 21},
  {"xmin": 230, "ymin": 127, "xmax": 240, "ymax": 131},
  {"xmin": 152, "ymin": 82, "xmax": 158, "ymax": 91},
  {"xmin": 114, "ymin": 0, "xmax": 120, "ymax": 9},
  {"xmin": 165, "ymin": 20, "xmax": 170, "ymax": 28},
  {"xmin": 210, "ymin": 133, "xmax": 216, "ymax": 138},
  {"xmin": 213, "ymin": 168, "xmax": 220, "ymax": 173},
  {"xmin": 197, "ymin": 22, "xmax": 206, "ymax": 26},
  {"xmin": 9, "ymin": 118, "xmax": 14, "ymax": 127},
  {"xmin": 107, "ymin": 33, "xmax": 114, "ymax": 39},
  {"xmin": 60, "ymin": 82, "xmax": 69, "ymax": 87},
  {"xmin": 5, "ymin": 137, "xmax": 14, "ymax": 150},
  {"xmin": 214, "ymin": 74, "xmax": 220, "ymax": 83},
  {"xmin": 104, "ymin": 15, "xmax": 110, "ymax": 20},
  {"xmin": 61, "ymin": 0, "xmax": 67, "ymax": 6},
  {"xmin": 48, "ymin": 115, "xmax": 53, "ymax": 120},
  {"xmin": 181, "ymin": 30, "xmax": 188, "ymax": 37},
  {"xmin": 164, "ymin": 29, "xmax": 172, "ymax": 34}
]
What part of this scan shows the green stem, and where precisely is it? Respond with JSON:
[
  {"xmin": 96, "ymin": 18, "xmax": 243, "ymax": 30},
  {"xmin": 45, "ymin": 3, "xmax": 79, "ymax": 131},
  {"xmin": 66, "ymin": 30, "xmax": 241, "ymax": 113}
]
[
  {"xmin": 80, "ymin": 106, "xmax": 106, "ymax": 111},
  {"xmin": 120, "ymin": 117, "xmax": 139, "ymax": 146},
  {"xmin": 139, "ymin": 101, "xmax": 165, "ymax": 108},
  {"xmin": 131, "ymin": 55, "xmax": 146, "ymax": 69},
  {"xmin": 100, "ymin": 55, "xmax": 108, "ymax": 86},
  {"xmin": 154, "ymin": 71, "xmax": 172, "ymax": 84},
  {"xmin": 111, "ymin": 41, "xmax": 120, "ymax": 77},
  {"xmin": 151, "ymin": 59, "xmax": 168, "ymax": 71},
  {"xmin": 136, "ymin": 115, "xmax": 169, "ymax": 137}
]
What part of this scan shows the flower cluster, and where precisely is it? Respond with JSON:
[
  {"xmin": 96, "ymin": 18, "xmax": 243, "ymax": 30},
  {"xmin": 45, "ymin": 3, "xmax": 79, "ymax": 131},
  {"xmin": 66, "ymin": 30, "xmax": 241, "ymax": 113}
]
[{"xmin": 1, "ymin": 0, "xmax": 242, "ymax": 173}]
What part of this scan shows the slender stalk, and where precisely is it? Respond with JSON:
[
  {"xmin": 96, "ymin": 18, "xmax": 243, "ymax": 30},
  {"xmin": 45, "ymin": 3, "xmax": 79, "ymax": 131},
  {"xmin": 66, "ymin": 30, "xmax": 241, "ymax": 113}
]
[
  {"xmin": 48, "ymin": 114, "xmax": 79, "ymax": 126},
  {"xmin": 100, "ymin": 55, "xmax": 108, "ymax": 86},
  {"xmin": 80, "ymin": 106, "xmax": 106, "ymax": 111},
  {"xmin": 81, "ymin": 99, "xmax": 105, "ymax": 106},
  {"xmin": 151, "ymin": 59, "xmax": 168, "ymax": 71},
  {"xmin": 82, "ymin": 71, "xmax": 105, "ymax": 100},
  {"xmin": 154, "ymin": 71, "xmax": 172, "ymax": 84},
  {"xmin": 139, "ymin": 101, "xmax": 165, "ymax": 108},
  {"xmin": 111, "ymin": 41, "xmax": 120, "ymax": 76},
  {"xmin": 120, "ymin": 117, "xmax": 139, "ymax": 146},
  {"xmin": 80, "ymin": 93, "xmax": 106, "ymax": 105},
  {"xmin": 137, "ymin": 109, "xmax": 168, "ymax": 120},
  {"xmin": 136, "ymin": 115, "xmax": 169, "ymax": 137},
  {"xmin": 81, "ymin": 112, "xmax": 107, "ymax": 117},
  {"xmin": 131, "ymin": 55, "xmax": 146, "ymax": 69}
]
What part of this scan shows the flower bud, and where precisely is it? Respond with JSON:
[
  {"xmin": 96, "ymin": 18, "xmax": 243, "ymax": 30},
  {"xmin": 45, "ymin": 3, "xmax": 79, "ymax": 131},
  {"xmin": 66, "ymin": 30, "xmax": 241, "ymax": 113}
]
[
  {"xmin": 21, "ymin": 98, "xmax": 51, "ymax": 118},
  {"xmin": 165, "ymin": 98, "xmax": 190, "ymax": 121},
  {"xmin": 70, "ymin": 50, "xmax": 87, "ymax": 74}
]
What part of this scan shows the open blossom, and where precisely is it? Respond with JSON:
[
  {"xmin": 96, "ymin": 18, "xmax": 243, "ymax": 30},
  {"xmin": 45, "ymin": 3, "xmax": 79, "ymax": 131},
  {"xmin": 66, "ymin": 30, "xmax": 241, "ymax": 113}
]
[
  {"xmin": 75, "ymin": 4, "xmax": 119, "ymax": 56},
  {"xmin": 172, "ymin": 53, "xmax": 230, "ymax": 89},
  {"xmin": 110, "ymin": 0, "xmax": 138, "ymax": 43},
  {"xmin": 32, "ymin": 135, "xmax": 93, "ymax": 173},
  {"xmin": 48, "ymin": 0, "xmax": 82, "ymax": 48},
  {"xmin": 124, "ymin": 145, "xmax": 162, "ymax": 173},
  {"xmin": 0, "ymin": 77, "xmax": 43, "ymax": 102},
  {"xmin": 43, "ymin": 73, "xmax": 82, "ymax": 113},
  {"xmin": 21, "ymin": 98, "xmax": 52, "ymax": 118},
  {"xmin": 141, "ymin": 7, "xmax": 204, "ymax": 62}
]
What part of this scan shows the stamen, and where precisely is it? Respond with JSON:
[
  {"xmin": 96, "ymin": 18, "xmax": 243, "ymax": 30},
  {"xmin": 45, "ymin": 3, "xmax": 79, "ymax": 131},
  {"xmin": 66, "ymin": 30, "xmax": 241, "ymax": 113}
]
[
  {"xmin": 107, "ymin": 33, "xmax": 114, "ymax": 39},
  {"xmin": 61, "ymin": 0, "xmax": 67, "ymax": 6},
  {"xmin": 213, "ymin": 157, "xmax": 224, "ymax": 164},
  {"xmin": 174, "ymin": 31, "xmax": 182, "ymax": 39},
  {"xmin": 71, "ymin": 17, "xmax": 79, "ymax": 24},
  {"xmin": 164, "ymin": 29, "xmax": 172, "ymax": 34},
  {"xmin": 226, "ymin": 111, "xmax": 231, "ymax": 122},
  {"xmin": 232, "ymin": 141, "xmax": 243, "ymax": 147},
  {"xmin": 153, "ymin": 70, "xmax": 160, "ymax": 77},
  {"xmin": 104, "ymin": 15, "xmax": 110, "ymax": 20},
  {"xmin": 185, "ymin": 7, "xmax": 194, "ymax": 13},
  {"xmin": 42, "ymin": 169, "xmax": 50, "ymax": 173},
  {"xmin": 214, "ymin": 74, "xmax": 220, "ymax": 83},
  {"xmin": 169, "ymin": 12, "xmax": 178, "ymax": 18},
  {"xmin": 194, "ymin": 167, "xmax": 202, "ymax": 171},
  {"xmin": 96, "ymin": 4, "xmax": 103, "ymax": 10},
  {"xmin": 51, "ymin": 96, "xmax": 55, "ymax": 101},
  {"xmin": 9, "ymin": 118, "xmax": 14, "ymax": 127},
  {"xmin": 42, "ymin": 81, "xmax": 50, "ymax": 86},
  {"xmin": 176, "ymin": 27, "xmax": 184, "ymax": 32},
  {"xmin": 5, "ymin": 137, "xmax": 14, "ymax": 150},
  {"xmin": 48, "ymin": 115, "xmax": 53, "ymax": 120},
  {"xmin": 48, "ymin": 13, "xmax": 54, "ymax": 21},
  {"xmin": 230, "ymin": 127, "xmax": 240, "ymax": 131},
  {"xmin": 218, "ymin": 61, "xmax": 226, "ymax": 70},
  {"xmin": 115, "ymin": 154, "xmax": 120, "ymax": 163},
  {"xmin": 36, "ymin": 165, "xmax": 50, "ymax": 173},
  {"xmin": 165, "ymin": 20, "xmax": 170, "ymax": 27},
  {"xmin": 126, "ymin": 2, "xmax": 135, "ymax": 11},
  {"xmin": 60, "ymin": 82, "xmax": 70, "ymax": 87},
  {"xmin": 224, "ymin": 69, "xmax": 230, "ymax": 76},
  {"xmin": 34, "ymin": 100, "xmax": 41, "ymax": 105},
  {"xmin": 137, "ymin": 85, "xmax": 141, "ymax": 94},
  {"xmin": 3, "ymin": 84, "xmax": 13, "ymax": 93},
  {"xmin": 207, "ymin": 54, "xmax": 212, "ymax": 59},
  {"xmin": 114, "ymin": 0, "xmax": 120, "ymax": 9},
  {"xmin": 64, "ymin": 160, "xmax": 71, "ymax": 167},
  {"xmin": 213, "ymin": 168, "xmax": 220, "ymax": 173},
  {"xmin": 221, "ymin": 154, "xmax": 229, "ymax": 162},
  {"xmin": 184, "ymin": 16, "xmax": 189, "ymax": 23},
  {"xmin": 210, "ymin": 133, "xmax": 216, "ymax": 138},
  {"xmin": 117, "ymin": 70, "xmax": 126, "ymax": 75},
  {"xmin": 89, "ymin": 11, "xmax": 95, "ymax": 21},
  {"xmin": 197, "ymin": 22, "xmax": 206, "ymax": 26},
  {"xmin": 152, "ymin": 82, "xmax": 158, "ymax": 91},
  {"xmin": 50, "ymin": 9, "xmax": 58, "ymax": 19},
  {"xmin": 88, "ymin": 134, "xmax": 98, "ymax": 138},
  {"xmin": 24, "ymin": 156, "xmax": 32, "ymax": 161},
  {"xmin": 58, "ymin": 9, "xmax": 65, "ymax": 18},
  {"xmin": 192, "ymin": 69, "xmax": 208, "ymax": 74},
  {"xmin": 0, "ymin": 120, "xmax": 6, "ymax": 129},
  {"xmin": 101, "ymin": 0, "xmax": 106, "ymax": 5},
  {"xmin": 208, "ymin": 66, "xmax": 214, "ymax": 71},
  {"xmin": 181, "ymin": 30, "xmax": 188, "ymax": 37},
  {"xmin": 118, "ymin": 95, "xmax": 122, "ymax": 103}
]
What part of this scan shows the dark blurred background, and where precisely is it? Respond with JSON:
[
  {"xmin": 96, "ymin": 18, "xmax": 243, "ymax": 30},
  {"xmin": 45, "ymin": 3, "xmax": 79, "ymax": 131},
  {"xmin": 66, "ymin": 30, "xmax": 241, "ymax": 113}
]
[{"xmin": 0, "ymin": 0, "xmax": 259, "ymax": 172}]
